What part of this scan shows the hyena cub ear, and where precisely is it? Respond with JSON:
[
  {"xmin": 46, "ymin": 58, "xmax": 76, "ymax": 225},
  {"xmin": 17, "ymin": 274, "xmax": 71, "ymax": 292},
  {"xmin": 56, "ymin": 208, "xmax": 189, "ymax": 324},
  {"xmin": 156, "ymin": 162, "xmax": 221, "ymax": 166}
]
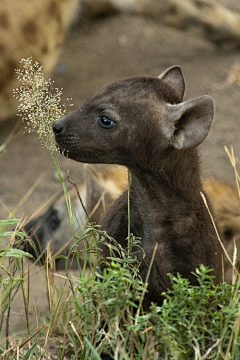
[
  {"xmin": 158, "ymin": 65, "xmax": 185, "ymax": 102},
  {"xmin": 158, "ymin": 66, "xmax": 214, "ymax": 149},
  {"xmin": 164, "ymin": 95, "xmax": 214, "ymax": 150}
]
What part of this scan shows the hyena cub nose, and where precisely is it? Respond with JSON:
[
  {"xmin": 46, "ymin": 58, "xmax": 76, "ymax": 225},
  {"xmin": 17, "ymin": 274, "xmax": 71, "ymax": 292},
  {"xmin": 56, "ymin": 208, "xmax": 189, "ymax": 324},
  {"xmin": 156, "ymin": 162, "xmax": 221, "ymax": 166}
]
[{"xmin": 52, "ymin": 118, "xmax": 65, "ymax": 136}]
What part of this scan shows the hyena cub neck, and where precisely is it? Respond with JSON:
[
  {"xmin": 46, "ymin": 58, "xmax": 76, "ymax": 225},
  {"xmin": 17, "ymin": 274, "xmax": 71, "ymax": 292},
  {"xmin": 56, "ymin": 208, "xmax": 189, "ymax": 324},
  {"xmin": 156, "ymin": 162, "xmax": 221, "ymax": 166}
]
[{"xmin": 53, "ymin": 66, "xmax": 222, "ymax": 308}]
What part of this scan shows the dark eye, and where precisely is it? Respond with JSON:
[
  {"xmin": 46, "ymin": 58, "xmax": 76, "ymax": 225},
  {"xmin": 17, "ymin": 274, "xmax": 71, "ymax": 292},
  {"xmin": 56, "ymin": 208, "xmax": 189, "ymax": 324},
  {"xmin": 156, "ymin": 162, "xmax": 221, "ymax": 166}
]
[
  {"xmin": 223, "ymin": 228, "xmax": 233, "ymax": 241},
  {"xmin": 99, "ymin": 115, "xmax": 115, "ymax": 129},
  {"xmin": 49, "ymin": 213, "xmax": 60, "ymax": 230}
]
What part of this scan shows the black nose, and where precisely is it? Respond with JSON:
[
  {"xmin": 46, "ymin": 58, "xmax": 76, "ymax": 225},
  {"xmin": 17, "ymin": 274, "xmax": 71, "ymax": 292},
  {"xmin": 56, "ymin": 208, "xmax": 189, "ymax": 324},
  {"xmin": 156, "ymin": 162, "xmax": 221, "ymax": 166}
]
[{"xmin": 53, "ymin": 119, "xmax": 64, "ymax": 136}]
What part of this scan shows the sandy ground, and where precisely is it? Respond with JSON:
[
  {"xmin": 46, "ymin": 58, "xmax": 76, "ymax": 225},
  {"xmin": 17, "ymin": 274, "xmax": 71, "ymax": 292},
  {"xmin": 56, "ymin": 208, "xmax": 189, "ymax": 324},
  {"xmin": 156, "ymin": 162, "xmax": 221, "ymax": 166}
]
[{"xmin": 1, "ymin": 3, "xmax": 240, "ymax": 339}]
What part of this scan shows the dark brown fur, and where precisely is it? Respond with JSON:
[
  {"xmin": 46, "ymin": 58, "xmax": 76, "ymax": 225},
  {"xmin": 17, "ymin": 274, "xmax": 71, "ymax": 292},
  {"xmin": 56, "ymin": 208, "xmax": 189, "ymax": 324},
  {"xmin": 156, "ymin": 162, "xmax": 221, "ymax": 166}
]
[{"xmin": 53, "ymin": 66, "xmax": 222, "ymax": 309}]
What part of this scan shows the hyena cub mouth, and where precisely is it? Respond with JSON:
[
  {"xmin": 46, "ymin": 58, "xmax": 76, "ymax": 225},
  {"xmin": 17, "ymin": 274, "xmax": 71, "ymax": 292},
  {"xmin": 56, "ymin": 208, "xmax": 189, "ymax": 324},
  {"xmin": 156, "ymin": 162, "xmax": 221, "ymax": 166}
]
[{"xmin": 57, "ymin": 146, "xmax": 69, "ymax": 157}]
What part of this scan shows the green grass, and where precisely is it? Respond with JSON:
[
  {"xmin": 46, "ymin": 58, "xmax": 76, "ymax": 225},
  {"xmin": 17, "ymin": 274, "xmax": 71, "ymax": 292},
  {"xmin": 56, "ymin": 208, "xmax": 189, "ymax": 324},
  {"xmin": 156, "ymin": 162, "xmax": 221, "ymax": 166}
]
[
  {"xmin": 0, "ymin": 58, "xmax": 240, "ymax": 359},
  {"xmin": 1, "ymin": 224, "xmax": 240, "ymax": 359}
]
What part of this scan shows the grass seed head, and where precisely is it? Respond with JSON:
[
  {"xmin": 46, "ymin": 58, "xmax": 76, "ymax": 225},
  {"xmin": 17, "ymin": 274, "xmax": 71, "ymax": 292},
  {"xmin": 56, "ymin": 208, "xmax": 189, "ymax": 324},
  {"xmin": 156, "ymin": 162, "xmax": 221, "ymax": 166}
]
[{"xmin": 13, "ymin": 58, "xmax": 73, "ymax": 153}]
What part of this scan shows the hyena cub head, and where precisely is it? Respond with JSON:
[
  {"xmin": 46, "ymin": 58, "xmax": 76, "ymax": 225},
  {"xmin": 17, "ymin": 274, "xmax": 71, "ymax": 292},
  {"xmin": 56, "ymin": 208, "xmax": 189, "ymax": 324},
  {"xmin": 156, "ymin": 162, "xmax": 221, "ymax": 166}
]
[
  {"xmin": 23, "ymin": 165, "xmax": 127, "ymax": 269},
  {"xmin": 53, "ymin": 66, "xmax": 213, "ymax": 170},
  {"xmin": 23, "ymin": 189, "xmax": 86, "ymax": 268}
]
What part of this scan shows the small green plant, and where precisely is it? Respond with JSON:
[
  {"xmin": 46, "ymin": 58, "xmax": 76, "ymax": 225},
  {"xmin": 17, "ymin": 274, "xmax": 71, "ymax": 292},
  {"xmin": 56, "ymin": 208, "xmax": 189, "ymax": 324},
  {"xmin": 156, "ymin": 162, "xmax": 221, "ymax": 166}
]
[
  {"xmin": 51, "ymin": 257, "xmax": 240, "ymax": 359},
  {"xmin": 13, "ymin": 57, "xmax": 78, "ymax": 252},
  {"xmin": 0, "ymin": 218, "xmax": 36, "ymax": 358},
  {"xmin": 152, "ymin": 266, "xmax": 240, "ymax": 359}
]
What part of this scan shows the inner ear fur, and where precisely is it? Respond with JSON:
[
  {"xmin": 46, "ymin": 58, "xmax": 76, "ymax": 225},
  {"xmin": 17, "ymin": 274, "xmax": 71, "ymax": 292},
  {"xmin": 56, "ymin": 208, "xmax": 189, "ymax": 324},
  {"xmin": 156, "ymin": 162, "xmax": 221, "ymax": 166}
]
[
  {"xmin": 165, "ymin": 95, "xmax": 214, "ymax": 149},
  {"xmin": 158, "ymin": 65, "xmax": 185, "ymax": 102}
]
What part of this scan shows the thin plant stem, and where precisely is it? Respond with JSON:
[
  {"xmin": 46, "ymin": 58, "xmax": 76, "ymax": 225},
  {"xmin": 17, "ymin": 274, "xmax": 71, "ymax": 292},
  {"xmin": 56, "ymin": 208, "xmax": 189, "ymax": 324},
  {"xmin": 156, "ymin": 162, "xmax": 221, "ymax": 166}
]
[{"xmin": 127, "ymin": 170, "xmax": 131, "ymax": 256}]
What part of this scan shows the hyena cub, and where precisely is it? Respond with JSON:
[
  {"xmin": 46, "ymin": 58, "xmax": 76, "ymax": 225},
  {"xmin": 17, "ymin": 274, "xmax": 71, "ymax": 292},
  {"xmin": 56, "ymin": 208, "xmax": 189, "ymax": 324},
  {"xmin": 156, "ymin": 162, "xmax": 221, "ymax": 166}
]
[
  {"xmin": 52, "ymin": 65, "xmax": 222, "ymax": 308},
  {"xmin": 24, "ymin": 165, "xmax": 126, "ymax": 269}
]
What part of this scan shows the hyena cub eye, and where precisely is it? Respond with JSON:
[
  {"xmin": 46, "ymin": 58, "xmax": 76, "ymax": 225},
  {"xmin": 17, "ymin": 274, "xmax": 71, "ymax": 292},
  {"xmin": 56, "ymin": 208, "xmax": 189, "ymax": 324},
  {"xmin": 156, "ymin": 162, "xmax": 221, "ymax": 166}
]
[
  {"xmin": 223, "ymin": 228, "xmax": 234, "ymax": 241},
  {"xmin": 49, "ymin": 212, "xmax": 61, "ymax": 230},
  {"xmin": 99, "ymin": 115, "xmax": 115, "ymax": 129}
]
